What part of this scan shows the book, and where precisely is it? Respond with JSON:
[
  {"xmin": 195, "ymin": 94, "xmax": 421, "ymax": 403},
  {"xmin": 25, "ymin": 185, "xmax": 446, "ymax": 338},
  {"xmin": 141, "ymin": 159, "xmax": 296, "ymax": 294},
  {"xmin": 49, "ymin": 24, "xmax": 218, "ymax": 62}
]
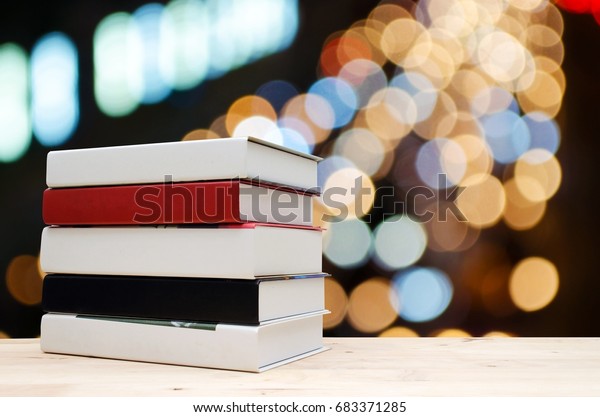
[
  {"xmin": 40, "ymin": 223, "xmax": 322, "ymax": 278},
  {"xmin": 42, "ymin": 273, "xmax": 326, "ymax": 324},
  {"xmin": 42, "ymin": 180, "xmax": 315, "ymax": 226},
  {"xmin": 46, "ymin": 137, "xmax": 321, "ymax": 190},
  {"xmin": 40, "ymin": 311, "xmax": 327, "ymax": 372}
]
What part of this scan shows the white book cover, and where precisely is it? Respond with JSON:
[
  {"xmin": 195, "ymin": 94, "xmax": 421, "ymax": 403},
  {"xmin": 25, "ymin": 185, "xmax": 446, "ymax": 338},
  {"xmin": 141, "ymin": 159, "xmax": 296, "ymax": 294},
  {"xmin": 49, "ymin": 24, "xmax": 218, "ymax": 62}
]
[
  {"xmin": 40, "ymin": 224, "xmax": 322, "ymax": 279},
  {"xmin": 40, "ymin": 311, "xmax": 328, "ymax": 372},
  {"xmin": 46, "ymin": 137, "xmax": 321, "ymax": 190}
]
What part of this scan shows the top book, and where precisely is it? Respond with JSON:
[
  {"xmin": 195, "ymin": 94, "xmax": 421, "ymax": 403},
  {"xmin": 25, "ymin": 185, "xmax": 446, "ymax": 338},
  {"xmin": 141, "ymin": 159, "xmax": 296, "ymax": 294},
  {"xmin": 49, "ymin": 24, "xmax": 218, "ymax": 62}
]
[{"xmin": 46, "ymin": 137, "xmax": 322, "ymax": 191}]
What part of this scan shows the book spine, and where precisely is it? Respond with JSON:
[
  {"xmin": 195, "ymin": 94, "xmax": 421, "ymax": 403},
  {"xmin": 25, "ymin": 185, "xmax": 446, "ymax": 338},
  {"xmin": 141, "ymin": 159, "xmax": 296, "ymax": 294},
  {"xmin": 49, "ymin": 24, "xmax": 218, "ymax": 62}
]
[
  {"xmin": 42, "ymin": 274, "xmax": 261, "ymax": 324},
  {"xmin": 43, "ymin": 181, "xmax": 242, "ymax": 225}
]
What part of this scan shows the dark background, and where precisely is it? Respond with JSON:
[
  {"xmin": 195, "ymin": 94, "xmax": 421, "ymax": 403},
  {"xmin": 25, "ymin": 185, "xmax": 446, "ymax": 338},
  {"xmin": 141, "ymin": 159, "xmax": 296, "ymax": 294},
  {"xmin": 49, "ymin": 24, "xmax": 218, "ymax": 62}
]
[{"xmin": 1, "ymin": 1, "xmax": 599, "ymax": 337}]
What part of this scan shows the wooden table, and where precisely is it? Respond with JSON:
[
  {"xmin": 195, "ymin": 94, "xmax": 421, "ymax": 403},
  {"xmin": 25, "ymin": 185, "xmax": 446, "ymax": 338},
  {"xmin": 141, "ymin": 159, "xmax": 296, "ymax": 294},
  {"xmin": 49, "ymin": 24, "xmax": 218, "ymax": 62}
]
[{"xmin": 0, "ymin": 338, "xmax": 599, "ymax": 396}]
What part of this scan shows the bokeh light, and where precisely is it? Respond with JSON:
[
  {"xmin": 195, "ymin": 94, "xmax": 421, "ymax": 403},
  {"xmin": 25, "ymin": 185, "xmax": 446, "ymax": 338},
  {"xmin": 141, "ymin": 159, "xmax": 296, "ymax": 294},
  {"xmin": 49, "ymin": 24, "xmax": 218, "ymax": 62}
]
[
  {"xmin": 456, "ymin": 174, "xmax": 506, "ymax": 228},
  {"xmin": 94, "ymin": 12, "xmax": 143, "ymax": 117},
  {"xmin": 5, "ymin": 255, "xmax": 43, "ymax": 306},
  {"xmin": 509, "ymin": 257, "xmax": 559, "ymax": 312},
  {"xmin": 379, "ymin": 326, "xmax": 419, "ymax": 337},
  {"xmin": 323, "ymin": 277, "xmax": 348, "ymax": 329},
  {"xmin": 373, "ymin": 215, "xmax": 427, "ymax": 270},
  {"xmin": 183, "ymin": 0, "xmax": 569, "ymax": 336},
  {"xmin": 348, "ymin": 278, "xmax": 398, "ymax": 333},
  {"xmin": 31, "ymin": 32, "xmax": 79, "ymax": 147},
  {"xmin": 392, "ymin": 267, "xmax": 453, "ymax": 323},
  {"xmin": 323, "ymin": 219, "xmax": 372, "ymax": 268},
  {"xmin": 0, "ymin": 43, "xmax": 30, "ymax": 163}
]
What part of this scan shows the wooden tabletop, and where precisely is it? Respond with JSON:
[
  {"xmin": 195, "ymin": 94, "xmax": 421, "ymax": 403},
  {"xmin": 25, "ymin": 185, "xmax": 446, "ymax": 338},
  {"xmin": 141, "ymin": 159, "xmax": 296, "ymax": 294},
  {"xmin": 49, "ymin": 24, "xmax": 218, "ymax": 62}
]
[{"xmin": 0, "ymin": 337, "xmax": 599, "ymax": 396}]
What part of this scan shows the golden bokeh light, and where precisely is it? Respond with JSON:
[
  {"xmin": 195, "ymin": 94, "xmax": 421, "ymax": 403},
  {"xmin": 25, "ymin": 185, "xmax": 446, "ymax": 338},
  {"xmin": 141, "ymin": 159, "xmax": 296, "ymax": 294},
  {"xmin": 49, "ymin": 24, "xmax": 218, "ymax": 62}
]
[
  {"xmin": 323, "ymin": 167, "xmax": 375, "ymax": 219},
  {"xmin": 225, "ymin": 95, "xmax": 276, "ymax": 136},
  {"xmin": 323, "ymin": 277, "xmax": 348, "ymax": 329},
  {"xmin": 0, "ymin": 331, "xmax": 9, "ymax": 339},
  {"xmin": 517, "ymin": 70, "xmax": 564, "ymax": 117},
  {"xmin": 379, "ymin": 326, "xmax": 419, "ymax": 337},
  {"xmin": 503, "ymin": 178, "xmax": 546, "ymax": 230},
  {"xmin": 281, "ymin": 94, "xmax": 331, "ymax": 144},
  {"xmin": 456, "ymin": 174, "xmax": 506, "ymax": 228},
  {"xmin": 209, "ymin": 114, "xmax": 229, "ymax": 137},
  {"xmin": 514, "ymin": 149, "xmax": 562, "ymax": 203},
  {"xmin": 381, "ymin": 19, "xmax": 428, "ymax": 66},
  {"xmin": 347, "ymin": 277, "xmax": 398, "ymax": 334},
  {"xmin": 454, "ymin": 134, "xmax": 493, "ymax": 182},
  {"xmin": 413, "ymin": 90, "xmax": 458, "ymax": 139},
  {"xmin": 509, "ymin": 257, "xmax": 559, "ymax": 312},
  {"xmin": 5, "ymin": 255, "xmax": 43, "ymax": 306}
]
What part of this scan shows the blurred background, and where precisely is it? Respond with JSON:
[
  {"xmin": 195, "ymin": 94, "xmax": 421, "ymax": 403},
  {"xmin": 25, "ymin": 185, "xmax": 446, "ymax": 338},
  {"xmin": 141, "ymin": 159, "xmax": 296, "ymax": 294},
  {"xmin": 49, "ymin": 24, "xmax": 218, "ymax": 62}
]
[{"xmin": 1, "ymin": 0, "xmax": 599, "ymax": 338}]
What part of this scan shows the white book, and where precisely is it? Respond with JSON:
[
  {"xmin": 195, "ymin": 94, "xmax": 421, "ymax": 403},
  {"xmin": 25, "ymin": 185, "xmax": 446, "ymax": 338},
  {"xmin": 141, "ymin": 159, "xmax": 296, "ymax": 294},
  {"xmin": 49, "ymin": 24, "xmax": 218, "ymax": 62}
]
[
  {"xmin": 46, "ymin": 137, "xmax": 321, "ymax": 190},
  {"xmin": 40, "ymin": 311, "xmax": 328, "ymax": 372},
  {"xmin": 40, "ymin": 224, "xmax": 322, "ymax": 279}
]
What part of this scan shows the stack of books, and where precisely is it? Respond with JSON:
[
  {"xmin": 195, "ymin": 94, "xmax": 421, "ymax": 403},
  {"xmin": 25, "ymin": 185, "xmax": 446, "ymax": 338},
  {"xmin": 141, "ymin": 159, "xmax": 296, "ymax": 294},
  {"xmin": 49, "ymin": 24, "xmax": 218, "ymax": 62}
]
[{"xmin": 39, "ymin": 137, "xmax": 328, "ymax": 372}]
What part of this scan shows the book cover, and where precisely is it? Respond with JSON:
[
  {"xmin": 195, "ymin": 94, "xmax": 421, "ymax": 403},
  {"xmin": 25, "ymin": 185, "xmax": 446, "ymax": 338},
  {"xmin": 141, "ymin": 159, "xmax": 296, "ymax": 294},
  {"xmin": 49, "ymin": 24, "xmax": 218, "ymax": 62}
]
[
  {"xmin": 42, "ymin": 180, "xmax": 315, "ymax": 226},
  {"xmin": 46, "ymin": 137, "xmax": 321, "ymax": 190},
  {"xmin": 40, "ymin": 223, "xmax": 323, "ymax": 278},
  {"xmin": 42, "ymin": 273, "xmax": 326, "ymax": 324},
  {"xmin": 40, "ymin": 311, "xmax": 328, "ymax": 372}
]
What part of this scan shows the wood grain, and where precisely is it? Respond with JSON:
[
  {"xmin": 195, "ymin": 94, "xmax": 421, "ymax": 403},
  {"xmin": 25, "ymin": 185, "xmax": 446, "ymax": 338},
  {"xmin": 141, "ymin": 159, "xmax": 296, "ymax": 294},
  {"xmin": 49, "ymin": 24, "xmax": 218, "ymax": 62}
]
[{"xmin": 0, "ymin": 338, "xmax": 599, "ymax": 396}]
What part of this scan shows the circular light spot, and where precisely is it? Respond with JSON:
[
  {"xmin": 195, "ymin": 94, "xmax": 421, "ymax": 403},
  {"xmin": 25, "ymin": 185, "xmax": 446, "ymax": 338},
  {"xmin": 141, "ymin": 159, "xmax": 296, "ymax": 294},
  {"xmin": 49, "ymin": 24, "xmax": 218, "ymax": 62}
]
[
  {"xmin": 373, "ymin": 215, "xmax": 427, "ymax": 270},
  {"xmin": 380, "ymin": 18, "xmax": 428, "ymax": 65},
  {"xmin": 522, "ymin": 111, "xmax": 560, "ymax": 155},
  {"xmin": 364, "ymin": 88, "xmax": 415, "ymax": 143},
  {"xmin": 338, "ymin": 59, "xmax": 387, "ymax": 108},
  {"xmin": 232, "ymin": 116, "xmax": 282, "ymax": 145},
  {"xmin": 323, "ymin": 277, "xmax": 348, "ymax": 329},
  {"xmin": 308, "ymin": 77, "xmax": 357, "ymax": 128},
  {"xmin": 481, "ymin": 110, "xmax": 531, "ymax": 164},
  {"xmin": 225, "ymin": 95, "xmax": 276, "ymax": 135},
  {"xmin": 392, "ymin": 267, "xmax": 453, "ymax": 322},
  {"xmin": 416, "ymin": 138, "xmax": 467, "ymax": 189},
  {"xmin": 413, "ymin": 90, "xmax": 458, "ymax": 139},
  {"xmin": 471, "ymin": 86, "xmax": 519, "ymax": 118},
  {"xmin": 255, "ymin": 79, "xmax": 299, "ymax": 113},
  {"xmin": 181, "ymin": 129, "xmax": 220, "ymax": 140},
  {"xmin": 278, "ymin": 127, "xmax": 311, "ymax": 154},
  {"xmin": 514, "ymin": 149, "xmax": 561, "ymax": 202},
  {"xmin": 281, "ymin": 94, "xmax": 332, "ymax": 144},
  {"xmin": 509, "ymin": 257, "xmax": 559, "ymax": 312},
  {"xmin": 454, "ymin": 134, "xmax": 493, "ymax": 183},
  {"xmin": 456, "ymin": 174, "xmax": 506, "ymax": 228},
  {"xmin": 379, "ymin": 327, "xmax": 419, "ymax": 337},
  {"xmin": 333, "ymin": 128, "xmax": 385, "ymax": 176},
  {"xmin": 424, "ymin": 203, "xmax": 470, "ymax": 252},
  {"xmin": 517, "ymin": 70, "xmax": 563, "ymax": 118},
  {"xmin": 348, "ymin": 278, "xmax": 399, "ymax": 333},
  {"xmin": 5, "ymin": 255, "xmax": 43, "ymax": 306},
  {"xmin": 323, "ymin": 219, "xmax": 373, "ymax": 268},
  {"xmin": 389, "ymin": 71, "xmax": 438, "ymax": 122},
  {"xmin": 503, "ymin": 178, "xmax": 546, "ymax": 230},
  {"xmin": 322, "ymin": 167, "xmax": 375, "ymax": 219},
  {"xmin": 477, "ymin": 31, "xmax": 528, "ymax": 83}
]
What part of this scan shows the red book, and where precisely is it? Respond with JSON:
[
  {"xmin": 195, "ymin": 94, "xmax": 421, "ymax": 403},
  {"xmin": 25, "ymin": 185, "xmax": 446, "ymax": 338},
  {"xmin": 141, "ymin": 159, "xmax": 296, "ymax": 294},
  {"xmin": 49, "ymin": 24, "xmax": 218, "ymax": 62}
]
[{"xmin": 43, "ymin": 180, "xmax": 315, "ymax": 226}]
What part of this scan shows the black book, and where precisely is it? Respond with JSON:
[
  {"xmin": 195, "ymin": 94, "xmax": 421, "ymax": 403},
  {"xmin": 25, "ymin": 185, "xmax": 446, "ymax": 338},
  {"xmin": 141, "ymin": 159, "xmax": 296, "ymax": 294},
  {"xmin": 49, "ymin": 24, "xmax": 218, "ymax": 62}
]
[{"xmin": 42, "ymin": 273, "xmax": 325, "ymax": 324}]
